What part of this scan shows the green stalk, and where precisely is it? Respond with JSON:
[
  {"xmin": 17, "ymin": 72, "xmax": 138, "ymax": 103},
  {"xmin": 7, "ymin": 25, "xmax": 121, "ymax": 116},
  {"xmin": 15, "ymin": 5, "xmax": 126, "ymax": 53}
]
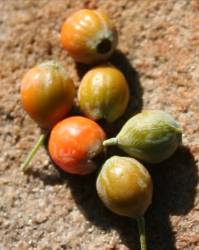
[
  {"xmin": 103, "ymin": 137, "xmax": 118, "ymax": 147},
  {"xmin": 136, "ymin": 216, "xmax": 147, "ymax": 250},
  {"xmin": 20, "ymin": 133, "xmax": 47, "ymax": 173}
]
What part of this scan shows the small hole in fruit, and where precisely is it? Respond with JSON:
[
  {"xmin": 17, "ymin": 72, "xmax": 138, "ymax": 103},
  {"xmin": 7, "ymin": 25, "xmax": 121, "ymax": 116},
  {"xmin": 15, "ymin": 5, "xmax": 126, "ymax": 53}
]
[{"xmin": 97, "ymin": 39, "xmax": 112, "ymax": 54}]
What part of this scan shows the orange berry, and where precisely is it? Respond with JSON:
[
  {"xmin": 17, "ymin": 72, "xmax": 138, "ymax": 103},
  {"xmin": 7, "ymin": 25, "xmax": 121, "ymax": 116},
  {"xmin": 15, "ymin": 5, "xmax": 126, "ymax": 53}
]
[
  {"xmin": 60, "ymin": 9, "xmax": 118, "ymax": 64},
  {"xmin": 48, "ymin": 116, "xmax": 106, "ymax": 175},
  {"xmin": 20, "ymin": 61, "xmax": 75, "ymax": 129}
]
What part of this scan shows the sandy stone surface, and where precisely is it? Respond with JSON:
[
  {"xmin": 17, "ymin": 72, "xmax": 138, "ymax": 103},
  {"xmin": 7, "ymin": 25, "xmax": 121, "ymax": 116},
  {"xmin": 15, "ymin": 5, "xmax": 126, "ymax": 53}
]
[{"xmin": 0, "ymin": 0, "xmax": 198, "ymax": 249}]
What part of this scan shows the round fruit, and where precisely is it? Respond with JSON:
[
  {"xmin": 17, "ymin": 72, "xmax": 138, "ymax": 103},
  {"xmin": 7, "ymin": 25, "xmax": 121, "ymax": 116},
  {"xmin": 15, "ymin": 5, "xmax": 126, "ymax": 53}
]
[
  {"xmin": 103, "ymin": 110, "xmax": 182, "ymax": 163},
  {"xmin": 60, "ymin": 9, "xmax": 118, "ymax": 64},
  {"xmin": 48, "ymin": 116, "xmax": 106, "ymax": 175},
  {"xmin": 78, "ymin": 65, "xmax": 129, "ymax": 122},
  {"xmin": 96, "ymin": 156, "xmax": 153, "ymax": 218},
  {"xmin": 21, "ymin": 61, "xmax": 75, "ymax": 129}
]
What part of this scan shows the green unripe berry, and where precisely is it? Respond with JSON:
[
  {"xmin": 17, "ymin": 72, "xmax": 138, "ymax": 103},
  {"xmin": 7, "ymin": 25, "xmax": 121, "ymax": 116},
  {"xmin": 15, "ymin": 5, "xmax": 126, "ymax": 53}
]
[
  {"xmin": 103, "ymin": 110, "xmax": 182, "ymax": 163},
  {"xmin": 96, "ymin": 156, "xmax": 153, "ymax": 218},
  {"xmin": 78, "ymin": 65, "xmax": 129, "ymax": 122}
]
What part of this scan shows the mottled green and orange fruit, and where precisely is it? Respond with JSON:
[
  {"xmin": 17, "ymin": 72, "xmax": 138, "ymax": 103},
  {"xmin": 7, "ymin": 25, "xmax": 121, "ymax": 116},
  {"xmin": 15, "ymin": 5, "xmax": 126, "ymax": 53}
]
[
  {"xmin": 21, "ymin": 61, "xmax": 75, "ymax": 129},
  {"xmin": 96, "ymin": 156, "xmax": 153, "ymax": 218},
  {"xmin": 48, "ymin": 116, "xmax": 106, "ymax": 175},
  {"xmin": 78, "ymin": 65, "xmax": 129, "ymax": 122},
  {"xmin": 61, "ymin": 9, "xmax": 118, "ymax": 64}
]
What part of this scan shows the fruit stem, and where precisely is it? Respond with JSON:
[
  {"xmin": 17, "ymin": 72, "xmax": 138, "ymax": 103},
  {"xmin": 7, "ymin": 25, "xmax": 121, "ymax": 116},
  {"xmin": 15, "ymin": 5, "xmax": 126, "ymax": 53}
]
[
  {"xmin": 103, "ymin": 137, "xmax": 118, "ymax": 147},
  {"xmin": 136, "ymin": 216, "xmax": 147, "ymax": 250},
  {"xmin": 20, "ymin": 133, "xmax": 47, "ymax": 173}
]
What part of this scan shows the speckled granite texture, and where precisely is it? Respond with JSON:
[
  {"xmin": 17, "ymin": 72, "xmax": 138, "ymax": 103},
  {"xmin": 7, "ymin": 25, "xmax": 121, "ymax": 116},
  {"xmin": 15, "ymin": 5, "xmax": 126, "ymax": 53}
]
[{"xmin": 0, "ymin": 0, "xmax": 198, "ymax": 249}]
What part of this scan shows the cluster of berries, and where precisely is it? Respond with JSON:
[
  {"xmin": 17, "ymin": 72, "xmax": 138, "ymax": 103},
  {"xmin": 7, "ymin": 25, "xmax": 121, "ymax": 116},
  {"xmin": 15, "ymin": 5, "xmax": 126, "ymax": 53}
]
[{"xmin": 20, "ymin": 9, "xmax": 182, "ymax": 250}]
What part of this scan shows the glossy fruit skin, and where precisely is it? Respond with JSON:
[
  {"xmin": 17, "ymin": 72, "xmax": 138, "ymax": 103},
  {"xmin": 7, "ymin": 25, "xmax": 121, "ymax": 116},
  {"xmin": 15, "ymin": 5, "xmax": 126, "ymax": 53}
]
[
  {"xmin": 116, "ymin": 110, "xmax": 182, "ymax": 163},
  {"xmin": 78, "ymin": 65, "xmax": 129, "ymax": 122},
  {"xmin": 48, "ymin": 116, "xmax": 106, "ymax": 175},
  {"xmin": 61, "ymin": 9, "xmax": 118, "ymax": 64},
  {"xmin": 96, "ymin": 156, "xmax": 153, "ymax": 218},
  {"xmin": 21, "ymin": 61, "xmax": 75, "ymax": 129}
]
